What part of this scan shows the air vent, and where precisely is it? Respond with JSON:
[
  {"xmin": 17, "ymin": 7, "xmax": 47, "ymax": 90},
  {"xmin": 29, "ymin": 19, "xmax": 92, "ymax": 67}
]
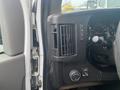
[{"xmin": 52, "ymin": 24, "xmax": 76, "ymax": 56}]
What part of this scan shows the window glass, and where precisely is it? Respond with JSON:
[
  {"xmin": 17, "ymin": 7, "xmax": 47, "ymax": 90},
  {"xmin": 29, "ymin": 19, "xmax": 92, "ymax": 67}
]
[
  {"xmin": 0, "ymin": 29, "xmax": 3, "ymax": 53},
  {"xmin": 62, "ymin": 0, "xmax": 120, "ymax": 13}
]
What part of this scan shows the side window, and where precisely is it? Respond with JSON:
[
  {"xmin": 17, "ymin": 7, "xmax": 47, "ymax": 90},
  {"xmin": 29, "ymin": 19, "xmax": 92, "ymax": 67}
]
[{"xmin": 0, "ymin": 29, "xmax": 3, "ymax": 53}]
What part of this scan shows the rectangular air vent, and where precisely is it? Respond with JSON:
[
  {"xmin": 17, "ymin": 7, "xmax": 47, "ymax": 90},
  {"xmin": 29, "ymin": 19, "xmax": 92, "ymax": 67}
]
[{"xmin": 52, "ymin": 24, "xmax": 76, "ymax": 56}]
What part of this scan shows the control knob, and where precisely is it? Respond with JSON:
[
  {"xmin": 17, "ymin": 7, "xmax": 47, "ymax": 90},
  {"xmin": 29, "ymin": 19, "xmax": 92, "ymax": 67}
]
[
  {"xmin": 69, "ymin": 70, "xmax": 81, "ymax": 82},
  {"xmin": 92, "ymin": 36, "xmax": 99, "ymax": 43}
]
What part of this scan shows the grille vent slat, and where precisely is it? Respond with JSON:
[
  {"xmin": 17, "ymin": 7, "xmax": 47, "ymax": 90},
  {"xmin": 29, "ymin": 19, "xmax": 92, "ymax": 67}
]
[{"xmin": 52, "ymin": 24, "xmax": 76, "ymax": 57}]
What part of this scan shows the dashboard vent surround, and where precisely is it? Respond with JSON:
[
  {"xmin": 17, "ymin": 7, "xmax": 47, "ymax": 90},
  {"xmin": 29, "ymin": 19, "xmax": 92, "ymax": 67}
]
[{"xmin": 52, "ymin": 24, "xmax": 76, "ymax": 57}]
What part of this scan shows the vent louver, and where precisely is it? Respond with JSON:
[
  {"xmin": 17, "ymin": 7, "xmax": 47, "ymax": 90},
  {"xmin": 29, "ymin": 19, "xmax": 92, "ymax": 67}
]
[{"xmin": 52, "ymin": 24, "xmax": 76, "ymax": 56}]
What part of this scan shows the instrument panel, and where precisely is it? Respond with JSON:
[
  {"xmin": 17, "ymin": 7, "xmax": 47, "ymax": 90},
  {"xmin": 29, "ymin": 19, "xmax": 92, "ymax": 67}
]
[
  {"xmin": 87, "ymin": 14, "xmax": 120, "ymax": 69},
  {"xmin": 87, "ymin": 15, "xmax": 118, "ymax": 39}
]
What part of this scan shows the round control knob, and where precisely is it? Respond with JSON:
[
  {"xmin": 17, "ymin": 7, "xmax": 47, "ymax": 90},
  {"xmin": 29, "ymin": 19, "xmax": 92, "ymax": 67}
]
[
  {"xmin": 69, "ymin": 70, "xmax": 81, "ymax": 82},
  {"xmin": 92, "ymin": 36, "xmax": 99, "ymax": 43}
]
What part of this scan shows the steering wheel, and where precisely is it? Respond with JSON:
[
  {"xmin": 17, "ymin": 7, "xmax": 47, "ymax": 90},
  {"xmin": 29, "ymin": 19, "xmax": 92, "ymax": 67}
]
[{"xmin": 114, "ymin": 22, "xmax": 120, "ymax": 78}]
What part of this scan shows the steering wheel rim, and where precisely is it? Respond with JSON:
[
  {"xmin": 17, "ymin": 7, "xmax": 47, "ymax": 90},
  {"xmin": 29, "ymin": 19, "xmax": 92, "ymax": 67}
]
[{"xmin": 114, "ymin": 22, "xmax": 120, "ymax": 78}]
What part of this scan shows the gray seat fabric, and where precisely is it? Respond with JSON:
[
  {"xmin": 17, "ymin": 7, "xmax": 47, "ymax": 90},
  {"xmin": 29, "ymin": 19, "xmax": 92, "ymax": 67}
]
[
  {"xmin": 0, "ymin": 0, "xmax": 24, "ymax": 56},
  {"xmin": 114, "ymin": 22, "xmax": 120, "ymax": 78}
]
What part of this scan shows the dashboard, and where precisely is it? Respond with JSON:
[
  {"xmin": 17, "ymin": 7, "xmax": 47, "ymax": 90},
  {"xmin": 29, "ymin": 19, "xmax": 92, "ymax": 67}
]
[{"xmin": 47, "ymin": 9, "xmax": 120, "ymax": 89}]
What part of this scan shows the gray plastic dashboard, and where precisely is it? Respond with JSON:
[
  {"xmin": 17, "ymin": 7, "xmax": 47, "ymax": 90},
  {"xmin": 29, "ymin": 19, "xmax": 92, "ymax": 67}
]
[{"xmin": 47, "ymin": 9, "xmax": 120, "ymax": 89}]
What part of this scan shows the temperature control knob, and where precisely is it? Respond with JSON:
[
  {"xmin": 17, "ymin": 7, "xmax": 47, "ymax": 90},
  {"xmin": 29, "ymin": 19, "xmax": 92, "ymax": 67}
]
[{"xmin": 69, "ymin": 70, "xmax": 81, "ymax": 82}]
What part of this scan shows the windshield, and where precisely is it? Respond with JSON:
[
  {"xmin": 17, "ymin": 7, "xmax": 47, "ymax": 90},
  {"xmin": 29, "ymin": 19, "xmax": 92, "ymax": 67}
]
[{"xmin": 62, "ymin": 0, "xmax": 120, "ymax": 13}]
